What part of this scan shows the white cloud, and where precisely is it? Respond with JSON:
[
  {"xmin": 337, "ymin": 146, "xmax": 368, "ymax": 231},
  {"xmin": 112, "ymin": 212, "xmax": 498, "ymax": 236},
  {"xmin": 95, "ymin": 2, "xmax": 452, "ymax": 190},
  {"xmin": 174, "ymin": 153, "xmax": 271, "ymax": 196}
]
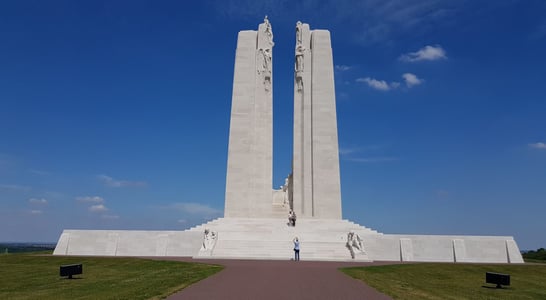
[
  {"xmin": 30, "ymin": 210, "xmax": 43, "ymax": 215},
  {"xmin": 402, "ymin": 73, "xmax": 424, "ymax": 87},
  {"xmin": 98, "ymin": 175, "xmax": 147, "ymax": 188},
  {"xmin": 89, "ymin": 204, "xmax": 108, "ymax": 213},
  {"xmin": 29, "ymin": 198, "xmax": 48, "ymax": 205},
  {"xmin": 76, "ymin": 196, "xmax": 104, "ymax": 203},
  {"xmin": 178, "ymin": 219, "xmax": 187, "ymax": 224},
  {"xmin": 400, "ymin": 45, "xmax": 447, "ymax": 62},
  {"xmin": 335, "ymin": 65, "xmax": 353, "ymax": 71},
  {"xmin": 170, "ymin": 202, "xmax": 222, "ymax": 217},
  {"xmin": 529, "ymin": 142, "xmax": 546, "ymax": 149},
  {"xmin": 356, "ymin": 77, "xmax": 399, "ymax": 91}
]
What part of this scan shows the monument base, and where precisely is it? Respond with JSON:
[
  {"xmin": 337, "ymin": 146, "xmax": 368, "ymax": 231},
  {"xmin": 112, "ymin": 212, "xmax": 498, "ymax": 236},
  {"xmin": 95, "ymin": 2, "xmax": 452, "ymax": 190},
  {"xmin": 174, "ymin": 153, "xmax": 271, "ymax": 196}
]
[{"xmin": 53, "ymin": 218, "xmax": 523, "ymax": 263}]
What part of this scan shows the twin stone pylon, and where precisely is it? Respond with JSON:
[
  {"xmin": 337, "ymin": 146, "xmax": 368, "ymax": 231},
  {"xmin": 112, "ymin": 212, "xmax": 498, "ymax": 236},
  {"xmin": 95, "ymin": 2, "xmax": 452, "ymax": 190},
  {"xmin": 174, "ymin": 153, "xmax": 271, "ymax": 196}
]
[{"xmin": 224, "ymin": 18, "xmax": 342, "ymax": 219}]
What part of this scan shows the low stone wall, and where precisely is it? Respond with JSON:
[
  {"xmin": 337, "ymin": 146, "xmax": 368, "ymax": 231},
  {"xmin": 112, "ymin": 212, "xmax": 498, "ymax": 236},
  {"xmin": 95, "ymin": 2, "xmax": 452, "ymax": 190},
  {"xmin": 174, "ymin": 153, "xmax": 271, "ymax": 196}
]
[
  {"xmin": 53, "ymin": 230, "xmax": 202, "ymax": 257},
  {"xmin": 363, "ymin": 234, "xmax": 523, "ymax": 263}
]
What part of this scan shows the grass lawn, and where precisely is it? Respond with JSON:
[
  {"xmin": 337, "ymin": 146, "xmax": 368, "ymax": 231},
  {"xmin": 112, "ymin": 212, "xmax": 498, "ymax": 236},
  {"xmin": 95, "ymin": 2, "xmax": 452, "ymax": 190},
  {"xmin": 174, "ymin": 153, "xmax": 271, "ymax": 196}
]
[
  {"xmin": 524, "ymin": 258, "xmax": 546, "ymax": 264},
  {"xmin": 0, "ymin": 253, "xmax": 223, "ymax": 300},
  {"xmin": 341, "ymin": 263, "xmax": 546, "ymax": 300}
]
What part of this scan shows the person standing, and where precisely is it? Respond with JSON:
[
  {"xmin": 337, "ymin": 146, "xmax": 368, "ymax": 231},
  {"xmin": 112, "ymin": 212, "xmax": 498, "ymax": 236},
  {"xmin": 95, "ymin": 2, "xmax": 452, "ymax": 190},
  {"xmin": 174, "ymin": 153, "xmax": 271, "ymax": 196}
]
[{"xmin": 293, "ymin": 237, "xmax": 300, "ymax": 261}]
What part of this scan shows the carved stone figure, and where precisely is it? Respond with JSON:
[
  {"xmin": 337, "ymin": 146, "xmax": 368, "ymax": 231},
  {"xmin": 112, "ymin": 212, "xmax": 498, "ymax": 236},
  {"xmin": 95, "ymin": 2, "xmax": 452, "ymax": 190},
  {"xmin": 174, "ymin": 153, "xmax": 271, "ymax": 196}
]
[
  {"xmin": 295, "ymin": 45, "xmax": 305, "ymax": 73},
  {"xmin": 257, "ymin": 48, "xmax": 272, "ymax": 91},
  {"xmin": 257, "ymin": 17, "xmax": 273, "ymax": 92},
  {"xmin": 295, "ymin": 44, "xmax": 305, "ymax": 91},
  {"xmin": 282, "ymin": 178, "xmax": 289, "ymax": 207},
  {"xmin": 288, "ymin": 210, "xmax": 297, "ymax": 227},
  {"xmin": 264, "ymin": 15, "xmax": 274, "ymax": 47},
  {"xmin": 201, "ymin": 228, "xmax": 218, "ymax": 251},
  {"xmin": 346, "ymin": 231, "xmax": 365, "ymax": 259},
  {"xmin": 263, "ymin": 48, "xmax": 272, "ymax": 74},
  {"xmin": 296, "ymin": 77, "xmax": 303, "ymax": 91},
  {"xmin": 296, "ymin": 21, "xmax": 303, "ymax": 46},
  {"xmin": 257, "ymin": 49, "xmax": 271, "ymax": 75}
]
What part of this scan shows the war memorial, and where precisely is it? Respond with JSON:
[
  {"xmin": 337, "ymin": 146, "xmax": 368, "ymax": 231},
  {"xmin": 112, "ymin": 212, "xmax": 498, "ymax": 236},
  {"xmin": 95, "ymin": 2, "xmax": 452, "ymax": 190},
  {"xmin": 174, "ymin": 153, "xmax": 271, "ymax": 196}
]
[{"xmin": 54, "ymin": 18, "xmax": 524, "ymax": 263}]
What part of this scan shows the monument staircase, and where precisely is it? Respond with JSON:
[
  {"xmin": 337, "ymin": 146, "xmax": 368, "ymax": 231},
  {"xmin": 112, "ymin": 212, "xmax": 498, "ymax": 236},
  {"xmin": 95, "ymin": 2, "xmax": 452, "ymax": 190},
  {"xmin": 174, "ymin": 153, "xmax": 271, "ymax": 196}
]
[{"xmin": 188, "ymin": 218, "xmax": 381, "ymax": 261}]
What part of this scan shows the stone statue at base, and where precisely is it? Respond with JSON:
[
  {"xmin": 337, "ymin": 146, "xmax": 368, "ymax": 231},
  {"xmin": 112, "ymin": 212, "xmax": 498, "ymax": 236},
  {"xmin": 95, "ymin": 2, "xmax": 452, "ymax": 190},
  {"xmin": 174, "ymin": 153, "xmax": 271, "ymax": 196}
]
[
  {"xmin": 200, "ymin": 229, "xmax": 218, "ymax": 251},
  {"xmin": 346, "ymin": 231, "xmax": 365, "ymax": 259}
]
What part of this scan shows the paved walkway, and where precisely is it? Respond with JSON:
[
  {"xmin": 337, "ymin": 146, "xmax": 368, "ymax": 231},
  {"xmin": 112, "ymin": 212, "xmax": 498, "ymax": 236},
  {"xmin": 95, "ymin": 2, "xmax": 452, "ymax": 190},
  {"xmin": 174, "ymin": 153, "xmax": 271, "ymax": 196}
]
[{"xmin": 163, "ymin": 258, "xmax": 393, "ymax": 300}]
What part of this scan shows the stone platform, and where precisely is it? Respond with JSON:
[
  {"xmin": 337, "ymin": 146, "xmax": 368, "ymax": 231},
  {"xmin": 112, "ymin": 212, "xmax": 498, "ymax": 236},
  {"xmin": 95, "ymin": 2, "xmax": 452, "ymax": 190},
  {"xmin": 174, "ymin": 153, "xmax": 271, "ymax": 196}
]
[{"xmin": 53, "ymin": 217, "xmax": 523, "ymax": 263}]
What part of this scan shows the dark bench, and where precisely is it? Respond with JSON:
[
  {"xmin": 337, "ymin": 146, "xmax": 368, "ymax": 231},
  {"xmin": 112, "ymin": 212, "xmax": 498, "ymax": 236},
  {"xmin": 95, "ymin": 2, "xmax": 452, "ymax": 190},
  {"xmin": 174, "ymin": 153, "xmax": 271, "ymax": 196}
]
[
  {"xmin": 60, "ymin": 264, "xmax": 82, "ymax": 279},
  {"xmin": 486, "ymin": 272, "xmax": 510, "ymax": 288}
]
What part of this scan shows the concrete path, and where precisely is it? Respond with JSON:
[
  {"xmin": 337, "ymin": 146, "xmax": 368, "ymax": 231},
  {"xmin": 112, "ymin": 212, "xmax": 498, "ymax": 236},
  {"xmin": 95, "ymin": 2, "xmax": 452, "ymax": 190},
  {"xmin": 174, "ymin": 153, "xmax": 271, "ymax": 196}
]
[{"xmin": 163, "ymin": 258, "xmax": 393, "ymax": 300}]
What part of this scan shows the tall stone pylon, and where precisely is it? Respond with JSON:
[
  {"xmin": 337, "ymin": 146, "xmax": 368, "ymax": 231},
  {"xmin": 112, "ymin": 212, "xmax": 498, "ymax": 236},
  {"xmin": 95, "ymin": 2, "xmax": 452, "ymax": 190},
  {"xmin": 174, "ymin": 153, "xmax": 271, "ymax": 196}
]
[
  {"xmin": 224, "ymin": 17, "xmax": 274, "ymax": 218},
  {"xmin": 292, "ymin": 22, "xmax": 342, "ymax": 219}
]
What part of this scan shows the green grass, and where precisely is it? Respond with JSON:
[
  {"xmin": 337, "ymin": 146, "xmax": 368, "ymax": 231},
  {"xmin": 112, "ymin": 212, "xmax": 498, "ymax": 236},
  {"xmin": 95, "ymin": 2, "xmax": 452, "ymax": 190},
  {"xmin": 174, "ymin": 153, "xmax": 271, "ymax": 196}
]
[
  {"xmin": 524, "ymin": 258, "xmax": 546, "ymax": 264},
  {"xmin": 341, "ymin": 263, "xmax": 546, "ymax": 300},
  {"xmin": 0, "ymin": 253, "xmax": 223, "ymax": 300}
]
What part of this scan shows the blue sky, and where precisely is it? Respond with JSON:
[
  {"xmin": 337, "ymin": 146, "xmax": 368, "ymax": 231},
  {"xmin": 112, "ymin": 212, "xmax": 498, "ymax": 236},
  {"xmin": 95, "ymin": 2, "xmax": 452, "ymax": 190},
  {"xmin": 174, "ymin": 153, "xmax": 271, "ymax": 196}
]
[{"xmin": 1, "ymin": 0, "xmax": 545, "ymax": 250}]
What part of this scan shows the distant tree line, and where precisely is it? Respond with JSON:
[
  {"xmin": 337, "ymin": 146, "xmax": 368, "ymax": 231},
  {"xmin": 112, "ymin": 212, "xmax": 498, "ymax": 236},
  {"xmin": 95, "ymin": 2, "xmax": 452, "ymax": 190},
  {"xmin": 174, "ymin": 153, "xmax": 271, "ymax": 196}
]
[
  {"xmin": 0, "ymin": 243, "xmax": 55, "ymax": 254},
  {"xmin": 522, "ymin": 248, "xmax": 546, "ymax": 261}
]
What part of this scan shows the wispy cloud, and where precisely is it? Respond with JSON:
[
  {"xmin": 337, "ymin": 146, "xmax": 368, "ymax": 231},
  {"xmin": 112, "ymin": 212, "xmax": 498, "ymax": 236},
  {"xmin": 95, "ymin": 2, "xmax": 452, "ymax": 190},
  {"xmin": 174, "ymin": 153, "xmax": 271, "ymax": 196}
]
[
  {"xmin": 529, "ymin": 142, "xmax": 546, "ymax": 149},
  {"xmin": 345, "ymin": 157, "xmax": 399, "ymax": 163},
  {"xmin": 400, "ymin": 45, "xmax": 447, "ymax": 62},
  {"xmin": 28, "ymin": 198, "xmax": 48, "ymax": 205},
  {"xmin": 102, "ymin": 214, "xmax": 119, "ymax": 220},
  {"xmin": 402, "ymin": 73, "xmax": 424, "ymax": 87},
  {"xmin": 98, "ymin": 175, "xmax": 147, "ymax": 188},
  {"xmin": 170, "ymin": 202, "xmax": 222, "ymax": 217},
  {"xmin": 29, "ymin": 169, "xmax": 51, "ymax": 176},
  {"xmin": 29, "ymin": 210, "xmax": 43, "ymax": 215},
  {"xmin": 89, "ymin": 204, "xmax": 108, "ymax": 213},
  {"xmin": 0, "ymin": 184, "xmax": 31, "ymax": 192},
  {"xmin": 335, "ymin": 65, "xmax": 353, "ymax": 71},
  {"xmin": 340, "ymin": 145, "xmax": 398, "ymax": 163},
  {"xmin": 356, "ymin": 77, "xmax": 400, "ymax": 91},
  {"xmin": 76, "ymin": 196, "xmax": 104, "ymax": 203},
  {"xmin": 212, "ymin": 1, "xmax": 461, "ymax": 45},
  {"xmin": 339, "ymin": 147, "xmax": 359, "ymax": 155}
]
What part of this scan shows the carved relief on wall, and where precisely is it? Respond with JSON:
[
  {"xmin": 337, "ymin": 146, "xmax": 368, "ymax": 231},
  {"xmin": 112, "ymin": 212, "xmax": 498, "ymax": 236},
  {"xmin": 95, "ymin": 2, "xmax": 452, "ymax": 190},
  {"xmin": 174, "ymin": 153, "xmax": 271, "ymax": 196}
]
[
  {"xmin": 295, "ymin": 21, "xmax": 305, "ymax": 92},
  {"xmin": 200, "ymin": 229, "xmax": 218, "ymax": 251},
  {"xmin": 346, "ymin": 231, "xmax": 366, "ymax": 259},
  {"xmin": 257, "ymin": 16, "xmax": 273, "ymax": 92},
  {"xmin": 264, "ymin": 15, "xmax": 274, "ymax": 48}
]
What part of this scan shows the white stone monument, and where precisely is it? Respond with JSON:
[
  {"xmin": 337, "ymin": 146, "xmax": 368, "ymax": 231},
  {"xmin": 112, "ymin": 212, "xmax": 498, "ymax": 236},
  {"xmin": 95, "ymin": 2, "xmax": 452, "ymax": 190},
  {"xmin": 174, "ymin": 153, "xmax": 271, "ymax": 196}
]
[
  {"xmin": 224, "ymin": 16, "xmax": 274, "ymax": 218},
  {"xmin": 292, "ymin": 22, "xmax": 342, "ymax": 219},
  {"xmin": 53, "ymin": 19, "xmax": 524, "ymax": 264}
]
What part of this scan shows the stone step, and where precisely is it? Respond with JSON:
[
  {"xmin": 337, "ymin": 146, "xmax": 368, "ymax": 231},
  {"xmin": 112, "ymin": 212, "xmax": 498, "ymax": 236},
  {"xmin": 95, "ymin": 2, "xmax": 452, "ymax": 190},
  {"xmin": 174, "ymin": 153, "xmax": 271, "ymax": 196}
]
[
  {"xmin": 190, "ymin": 219, "xmax": 381, "ymax": 234},
  {"xmin": 190, "ymin": 218, "xmax": 378, "ymax": 261}
]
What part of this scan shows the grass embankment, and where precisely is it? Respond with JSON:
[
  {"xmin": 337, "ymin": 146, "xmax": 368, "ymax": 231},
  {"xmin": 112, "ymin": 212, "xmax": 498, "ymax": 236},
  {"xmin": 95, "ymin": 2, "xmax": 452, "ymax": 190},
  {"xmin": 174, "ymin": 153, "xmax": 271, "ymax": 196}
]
[
  {"xmin": 0, "ymin": 253, "xmax": 223, "ymax": 300},
  {"xmin": 341, "ymin": 263, "xmax": 546, "ymax": 300}
]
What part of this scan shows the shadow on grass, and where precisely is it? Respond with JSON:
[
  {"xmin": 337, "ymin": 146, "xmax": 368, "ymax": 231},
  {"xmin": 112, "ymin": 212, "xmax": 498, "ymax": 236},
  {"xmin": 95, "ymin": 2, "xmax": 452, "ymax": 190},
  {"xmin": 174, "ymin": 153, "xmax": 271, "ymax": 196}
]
[{"xmin": 481, "ymin": 285, "xmax": 511, "ymax": 290}]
